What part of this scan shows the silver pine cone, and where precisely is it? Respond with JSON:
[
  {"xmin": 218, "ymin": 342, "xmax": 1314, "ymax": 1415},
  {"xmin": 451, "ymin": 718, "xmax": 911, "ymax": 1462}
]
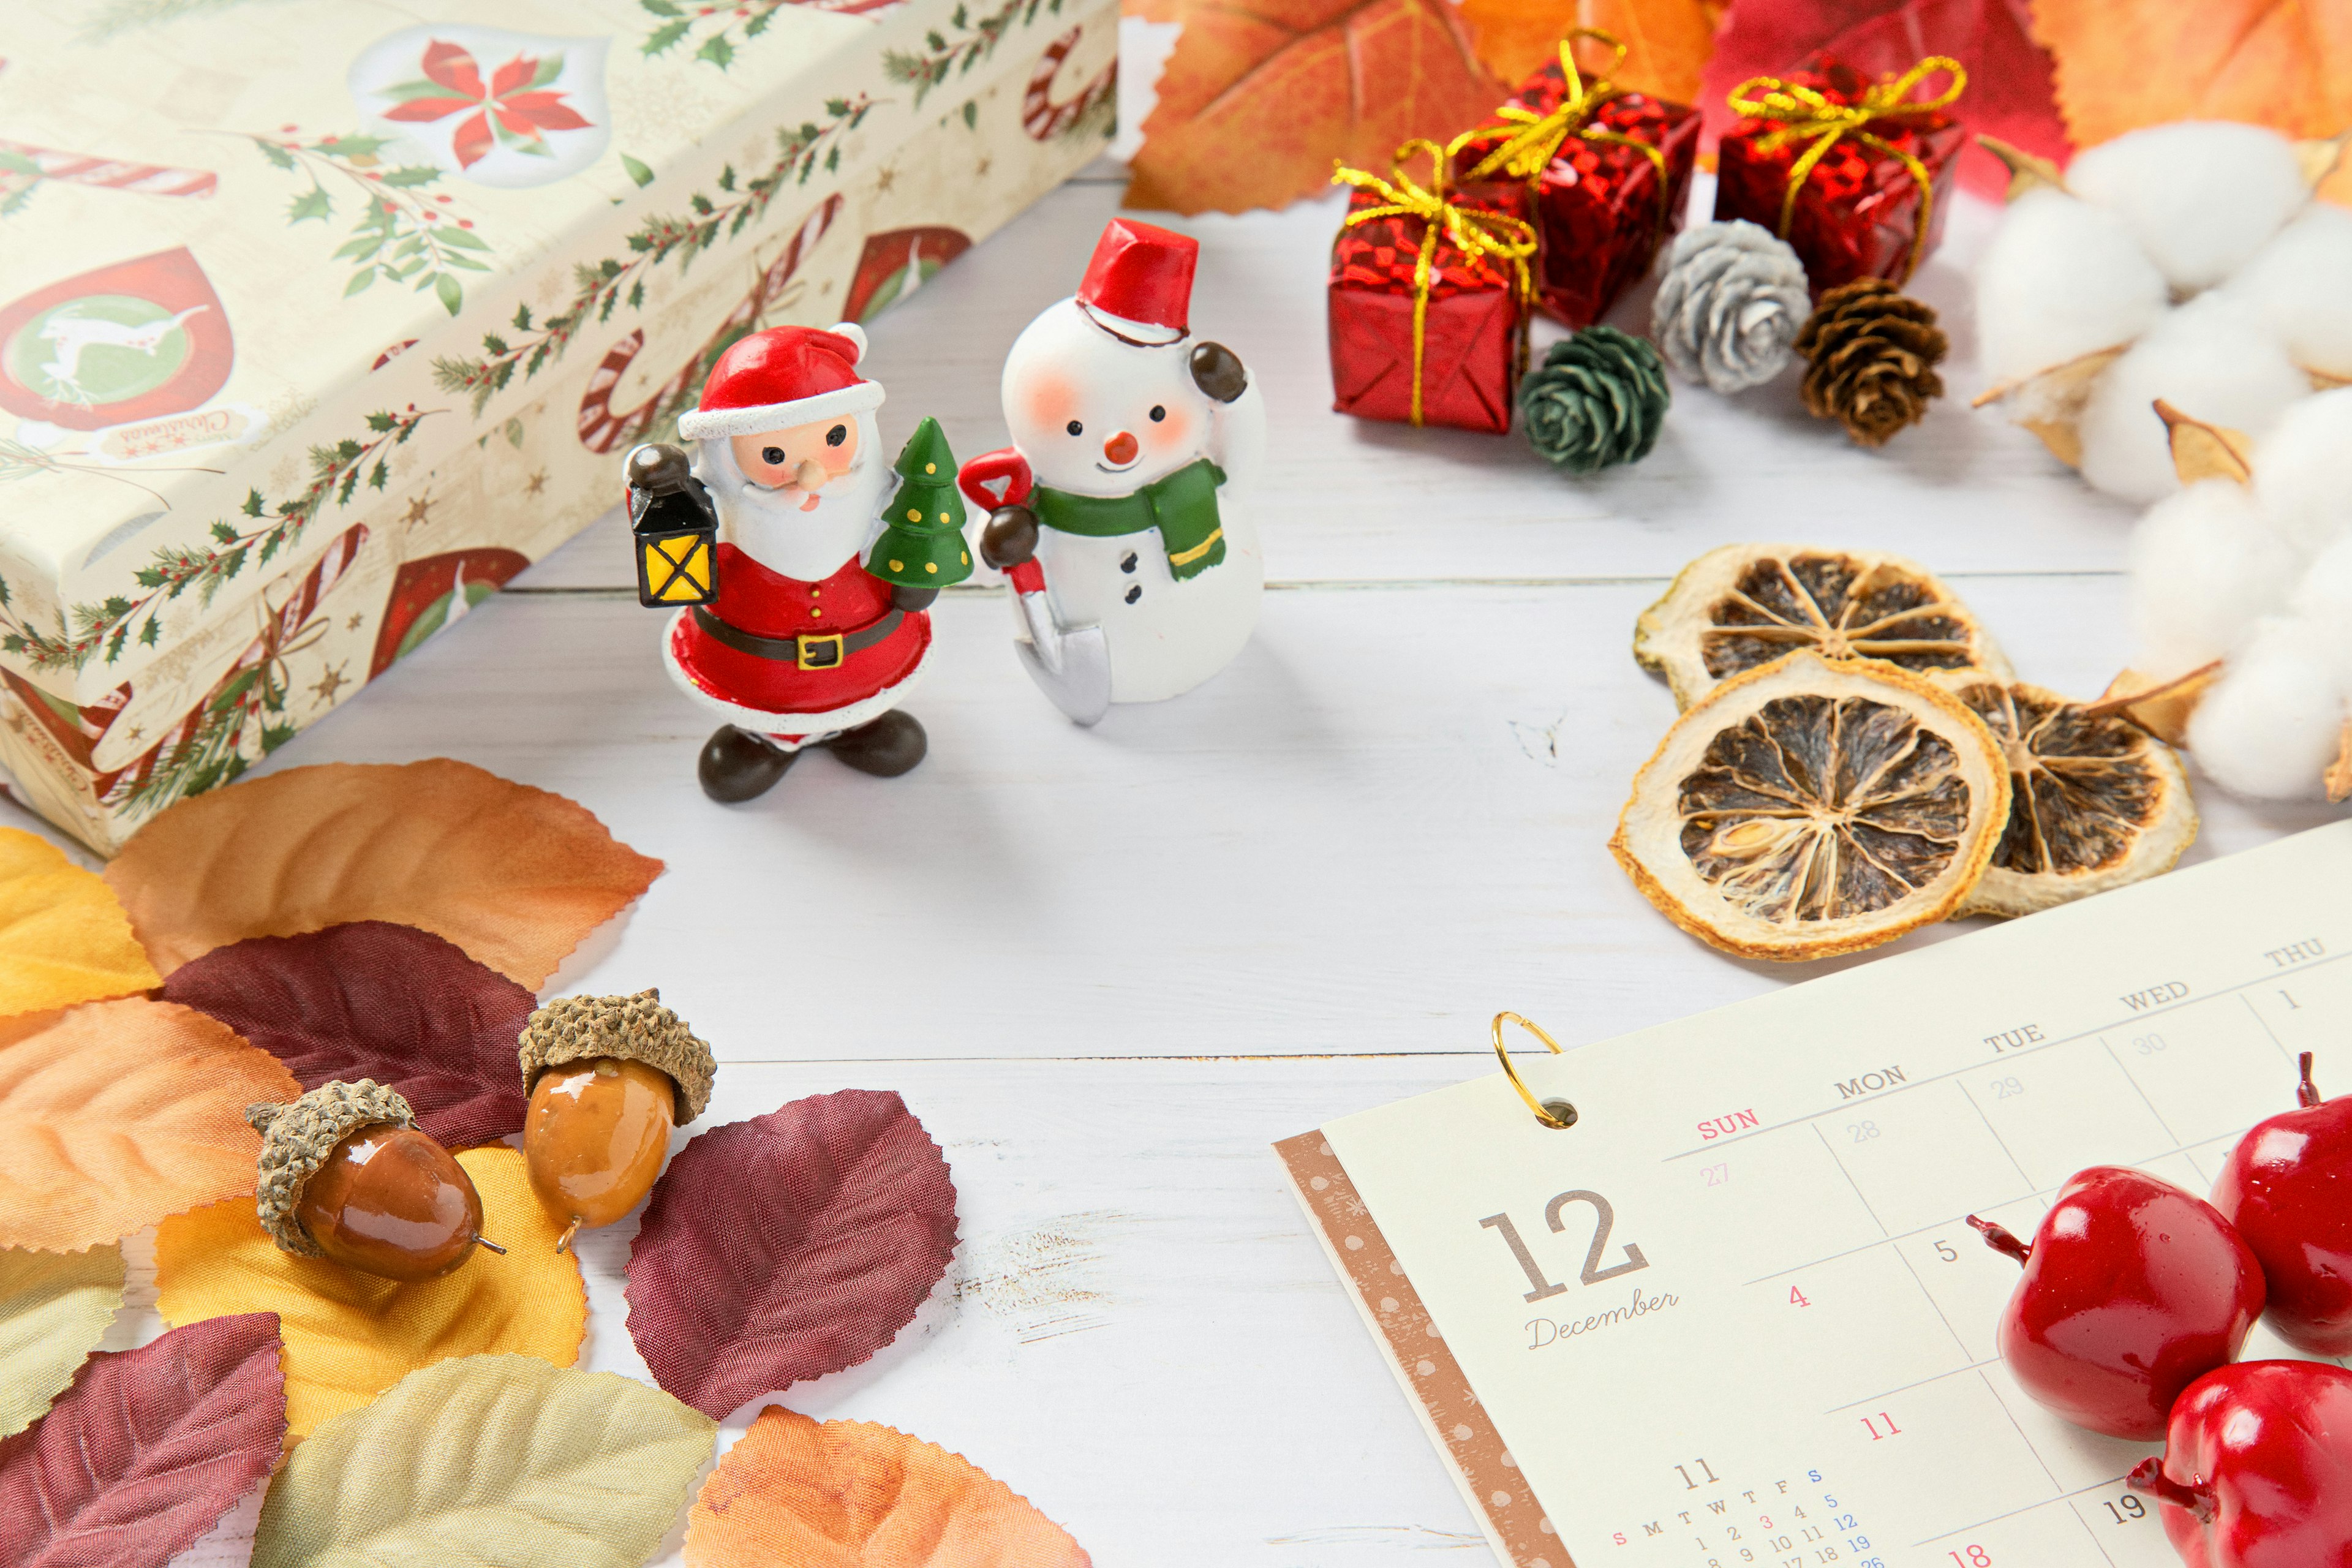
[{"xmin": 1649, "ymin": 220, "xmax": 1812, "ymax": 393}]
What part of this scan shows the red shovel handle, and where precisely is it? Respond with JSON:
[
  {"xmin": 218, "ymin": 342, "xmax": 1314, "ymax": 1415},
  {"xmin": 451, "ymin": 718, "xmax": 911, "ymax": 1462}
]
[
  {"xmin": 958, "ymin": 447, "xmax": 1031, "ymax": 509},
  {"xmin": 1005, "ymin": 559, "xmax": 1047, "ymax": 595}
]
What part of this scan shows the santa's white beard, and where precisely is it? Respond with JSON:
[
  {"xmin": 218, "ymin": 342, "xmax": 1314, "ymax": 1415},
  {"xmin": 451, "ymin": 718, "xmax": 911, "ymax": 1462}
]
[{"xmin": 692, "ymin": 420, "xmax": 884, "ymax": 583}]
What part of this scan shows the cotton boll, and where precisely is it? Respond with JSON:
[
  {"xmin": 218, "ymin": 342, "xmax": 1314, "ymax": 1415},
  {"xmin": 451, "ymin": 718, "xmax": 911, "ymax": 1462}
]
[
  {"xmin": 2076, "ymin": 295, "xmax": 2308, "ymax": 502},
  {"xmin": 2288, "ymin": 536, "xmax": 2352, "ymax": 692},
  {"xmin": 2185, "ymin": 618, "xmax": 2345, "ymax": 800},
  {"xmin": 2254, "ymin": 388, "xmax": 2352, "ymax": 552},
  {"xmin": 2129, "ymin": 479, "xmax": 2301, "ymax": 673},
  {"xmin": 2067, "ymin": 121, "xmax": 2308, "ymax": 293},
  {"xmin": 1975, "ymin": 188, "xmax": 2171, "ymax": 384},
  {"xmin": 2224, "ymin": 204, "xmax": 2352, "ymax": 376}
]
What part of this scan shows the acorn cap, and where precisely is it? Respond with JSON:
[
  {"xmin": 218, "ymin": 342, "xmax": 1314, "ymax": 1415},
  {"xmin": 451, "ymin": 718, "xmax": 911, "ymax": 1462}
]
[
  {"xmin": 246, "ymin": 1079, "xmax": 415, "ymax": 1259},
  {"xmin": 516, "ymin": 989, "xmax": 714, "ymax": 1123}
]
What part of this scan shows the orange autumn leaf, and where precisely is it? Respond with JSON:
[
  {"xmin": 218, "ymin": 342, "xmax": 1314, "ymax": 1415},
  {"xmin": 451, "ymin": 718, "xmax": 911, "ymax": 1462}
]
[
  {"xmin": 105, "ymin": 760, "xmax": 663, "ymax": 989},
  {"xmin": 1460, "ymin": 0, "xmax": 1723, "ymax": 104},
  {"xmin": 0, "ymin": 828, "xmax": 160, "ymax": 1019},
  {"xmin": 2034, "ymin": 0, "xmax": 2352, "ymax": 203},
  {"xmin": 685, "ymin": 1408, "xmax": 1091, "ymax": 1567},
  {"xmin": 0, "ymin": 998, "xmax": 298, "ymax": 1251},
  {"xmin": 1125, "ymin": 0, "xmax": 1504, "ymax": 215}
]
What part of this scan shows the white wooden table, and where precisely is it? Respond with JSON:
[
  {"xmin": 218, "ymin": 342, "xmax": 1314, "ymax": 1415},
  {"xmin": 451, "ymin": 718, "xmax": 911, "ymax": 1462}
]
[{"xmin": 110, "ymin": 161, "xmax": 2337, "ymax": 1564}]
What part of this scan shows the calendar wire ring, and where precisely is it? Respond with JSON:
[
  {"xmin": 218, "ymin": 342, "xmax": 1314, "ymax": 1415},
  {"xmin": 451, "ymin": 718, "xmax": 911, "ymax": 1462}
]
[{"xmin": 1492, "ymin": 1011, "xmax": 1578, "ymax": 1130}]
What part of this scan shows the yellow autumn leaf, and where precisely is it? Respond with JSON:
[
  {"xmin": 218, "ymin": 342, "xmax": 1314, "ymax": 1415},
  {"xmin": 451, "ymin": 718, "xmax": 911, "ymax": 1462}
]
[
  {"xmin": 154, "ymin": 1147, "xmax": 584, "ymax": 1441},
  {"xmin": 0, "ymin": 829, "xmax": 159, "ymax": 1019},
  {"xmin": 0, "ymin": 1242, "xmax": 125, "ymax": 1437},
  {"xmin": 0, "ymin": 998, "xmax": 299, "ymax": 1252}
]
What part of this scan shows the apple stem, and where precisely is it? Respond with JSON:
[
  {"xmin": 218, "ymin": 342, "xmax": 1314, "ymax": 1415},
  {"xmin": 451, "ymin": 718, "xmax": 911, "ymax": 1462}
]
[
  {"xmin": 1967, "ymin": 1215, "xmax": 2031, "ymax": 1265},
  {"xmin": 475, "ymin": 1235, "xmax": 507, "ymax": 1256},
  {"xmin": 2301, "ymin": 1051, "xmax": 2323, "ymax": 1108},
  {"xmin": 2128, "ymin": 1458, "xmax": 2215, "ymax": 1523}
]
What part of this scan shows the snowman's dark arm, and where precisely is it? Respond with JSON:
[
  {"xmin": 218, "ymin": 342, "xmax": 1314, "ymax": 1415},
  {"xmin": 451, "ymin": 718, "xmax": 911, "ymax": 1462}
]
[
  {"xmin": 978, "ymin": 504, "xmax": 1038, "ymax": 571},
  {"xmin": 1189, "ymin": 341, "xmax": 1247, "ymax": 403}
]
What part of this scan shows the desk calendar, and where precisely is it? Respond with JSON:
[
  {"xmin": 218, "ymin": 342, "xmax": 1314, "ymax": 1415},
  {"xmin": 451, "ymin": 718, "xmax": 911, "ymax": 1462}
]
[{"xmin": 1280, "ymin": 821, "xmax": 2352, "ymax": 1568}]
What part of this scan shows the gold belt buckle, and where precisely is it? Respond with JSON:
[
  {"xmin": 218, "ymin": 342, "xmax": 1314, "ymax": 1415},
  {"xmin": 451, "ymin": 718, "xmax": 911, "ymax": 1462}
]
[{"xmin": 796, "ymin": 630, "xmax": 846, "ymax": 669}]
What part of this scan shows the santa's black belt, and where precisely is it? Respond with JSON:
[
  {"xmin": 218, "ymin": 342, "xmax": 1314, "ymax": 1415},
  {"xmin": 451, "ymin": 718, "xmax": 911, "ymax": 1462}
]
[{"xmin": 690, "ymin": 605, "xmax": 903, "ymax": 670}]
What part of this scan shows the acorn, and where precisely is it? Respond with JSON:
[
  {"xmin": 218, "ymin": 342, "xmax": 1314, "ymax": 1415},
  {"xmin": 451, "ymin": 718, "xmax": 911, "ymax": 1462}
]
[
  {"xmin": 516, "ymin": 989, "xmax": 714, "ymax": 1252},
  {"xmin": 246, "ymin": 1080, "xmax": 502, "ymax": 1282}
]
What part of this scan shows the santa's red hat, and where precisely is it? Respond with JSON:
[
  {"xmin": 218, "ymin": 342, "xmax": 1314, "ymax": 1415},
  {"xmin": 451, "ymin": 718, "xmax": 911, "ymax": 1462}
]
[
  {"xmin": 678, "ymin": 322, "xmax": 884, "ymax": 440},
  {"xmin": 1076, "ymin": 220, "xmax": 1196, "ymax": 346}
]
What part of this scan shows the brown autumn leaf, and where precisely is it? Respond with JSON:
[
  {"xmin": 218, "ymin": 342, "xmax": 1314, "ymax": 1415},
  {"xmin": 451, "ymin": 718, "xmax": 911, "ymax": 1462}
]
[
  {"xmin": 2034, "ymin": 0, "xmax": 2352, "ymax": 203},
  {"xmin": 105, "ymin": 760, "xmax": 663, "ymax": 989},
  {"xmin": 0, "ymin": 998, "xmax": 299, "ymax": 1252},
  {"xmin": 1460, "ymin": 0, "xmax": 1723, "ymax": 105},
  {"xmin": 1125, "ymin": 0, "xmax": 1504, "ymax": 215},
  {"xmin": 684, "ymin": 1407, "xmax": 1091, "ymax": 1567}
]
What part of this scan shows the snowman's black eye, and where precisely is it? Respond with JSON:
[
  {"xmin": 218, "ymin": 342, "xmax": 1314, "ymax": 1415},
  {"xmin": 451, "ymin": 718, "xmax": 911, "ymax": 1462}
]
[
  {"xmin": 1149, "ymin": 405, "xmax": 1166, "ymax": 422},
  {"xmin": 826, "ymin": 424, "xmax": 847, "ymax": 447},
  {"xmin": 1066, "ymin": 420, "xmax": 1084, "ymax": 437},
  {"xmin": 761, "ymin": 446, "xmax": 786, "ymax": 466}
]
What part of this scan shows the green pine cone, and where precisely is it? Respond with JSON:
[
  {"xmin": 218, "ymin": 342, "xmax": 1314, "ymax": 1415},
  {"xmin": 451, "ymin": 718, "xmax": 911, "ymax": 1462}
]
[{"xmin": 1517, "ymin": 326, "xmax": 1670, "ymax": 474}]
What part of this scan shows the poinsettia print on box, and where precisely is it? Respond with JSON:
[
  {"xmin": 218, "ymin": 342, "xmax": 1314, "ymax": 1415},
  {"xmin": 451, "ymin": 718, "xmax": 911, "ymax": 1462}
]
[{"xmin": 0, "ymin": 0, "xmax": 1115, "ymax": 852}]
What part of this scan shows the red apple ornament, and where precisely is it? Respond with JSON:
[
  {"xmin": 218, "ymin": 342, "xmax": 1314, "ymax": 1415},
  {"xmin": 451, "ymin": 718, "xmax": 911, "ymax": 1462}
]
[
  {"xmin": 2129, "ymin": 1360, "xmax": 2352, "ymax": 1567},
  {"xmin": 1969, "ymin": 1166, "xmax": 2264, "ymax": 1439},
  {"xmin": 2212, "ymin": 1052, "xmax": 2352, "ymax": 1355}
]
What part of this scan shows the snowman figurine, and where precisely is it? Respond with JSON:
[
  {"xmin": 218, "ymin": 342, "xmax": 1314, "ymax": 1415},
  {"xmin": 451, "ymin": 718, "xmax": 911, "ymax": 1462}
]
[{"xmin": 957, "ymin": 219, "xmax": 1265, "ymax": 723}]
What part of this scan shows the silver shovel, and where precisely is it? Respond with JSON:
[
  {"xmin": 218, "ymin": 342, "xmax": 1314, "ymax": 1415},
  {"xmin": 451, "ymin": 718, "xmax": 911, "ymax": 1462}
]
[{"xmin": 1012, "ymin": 584, "xmax": 1112, "ymax": 726}]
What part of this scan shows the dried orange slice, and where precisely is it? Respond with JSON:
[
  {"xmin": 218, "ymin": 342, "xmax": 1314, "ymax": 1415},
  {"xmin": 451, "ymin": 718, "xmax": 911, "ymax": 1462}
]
[
  {"xmin": 1612, "ymin": 650, "xmax": 2011, "ymax": 960},
  {"xmin": 1930, "ymin": 671, "xmax": 2198, "ymax": 918},
  {"xmin": 1635, "ymin": 544, "xmax": 2011, "ymax": 708}
]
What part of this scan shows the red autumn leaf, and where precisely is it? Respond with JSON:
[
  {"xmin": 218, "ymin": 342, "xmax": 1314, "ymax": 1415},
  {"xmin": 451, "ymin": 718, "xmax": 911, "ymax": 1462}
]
[
  {"xmin": 159, "ymin": 921, "xmax": 535, "ymax": 1149},
  {"xmin": 0, "ymin": 1313, "xmax": 285, "ymax": 1568},
  {"xmin": 1698, "ymin": 0, "xmax": 2070, "ymax": 198},
  {"xmin": 421, "ymin": 40, "xmax": 487, "ymax": 100},
  {"xmin": 1125, "ymin": 0, "xmax": 1506, "ymax": 215},
  {"xmin": 626, "ymin": 1090, "xmax": 958, "ymax": 1420}
]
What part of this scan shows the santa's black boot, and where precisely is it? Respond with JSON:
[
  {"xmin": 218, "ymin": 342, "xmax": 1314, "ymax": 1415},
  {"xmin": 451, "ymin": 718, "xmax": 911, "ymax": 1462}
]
[
  {"xmin": 698, "ymin": 726, "xmax": 796, "ymax": 802},
  {"xmin": 824, "ymin": 710, "xmax": 926, "ymax": 777}
]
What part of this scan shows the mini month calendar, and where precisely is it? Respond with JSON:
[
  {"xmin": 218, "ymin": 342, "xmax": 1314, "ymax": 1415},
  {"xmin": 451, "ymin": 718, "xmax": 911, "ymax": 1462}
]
[{"xmin": 1280, "ymin": 822, "xmax": 2352, "ymax": 1568}]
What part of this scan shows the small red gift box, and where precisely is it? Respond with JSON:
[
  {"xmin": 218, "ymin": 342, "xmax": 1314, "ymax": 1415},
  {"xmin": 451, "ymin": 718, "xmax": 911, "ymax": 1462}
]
[
  {"xmin": 1714, "ymin": 57, "xmax": 1968, "ymax": 297},
  {"xmin": 1452, "ymin": 36, "xmax": 1700, "ymax": 329},
  {"xmin": 1328, "ymin": 148, "xmax": 1535, "ymax": 434}
]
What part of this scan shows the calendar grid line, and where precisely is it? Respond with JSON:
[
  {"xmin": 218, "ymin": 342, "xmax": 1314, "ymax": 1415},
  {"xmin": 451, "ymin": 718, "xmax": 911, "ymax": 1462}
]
[
  {"xmin": 1813, "ymin": 1121, "xmax": 1890, "ymax": 1235},
  {"xmin": 1823, "ymin": 1354, "xmax": 2002, "ymax": 1412},
  {"xmin": 1954, "ymin": 1077, "xmax": 2035, "ymax": 1191},
  {"xmin": 2098, "ymin": 1034, "xmax": 2179, "ymax": 1145},
  {"xmin": 2063, "ymin": 1491, "xmax": 2126, "ymax": 1568},
  {"xmin": 1978, "ymin": 1366, "xmax": 2065, "ymax": 1494},
  {"xmin": 1894, "ymin": 1237, "xmax": 1972, "ymax": 1360},
  {"xmin": 1660, "ymin": 943, "xmax": 2352, "ymax": 1164},
  {"xmin": 1913, "ymin": 1468, "xmax": 2132, "ymax": 1548},
  {"xmin": 2239, "ymin": 990, "xmax": 2299, "ymax": 1065}
]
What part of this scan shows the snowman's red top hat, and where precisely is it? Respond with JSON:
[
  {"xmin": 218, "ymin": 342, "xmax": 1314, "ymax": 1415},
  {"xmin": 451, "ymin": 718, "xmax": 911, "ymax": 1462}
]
[
  {"xmin": 1076, "ymin": 220, "xmax": 1196, "ymax": 347},
  {"xmin": 679, "ymin": 322, "xmax": 883, "ymax": 440}
]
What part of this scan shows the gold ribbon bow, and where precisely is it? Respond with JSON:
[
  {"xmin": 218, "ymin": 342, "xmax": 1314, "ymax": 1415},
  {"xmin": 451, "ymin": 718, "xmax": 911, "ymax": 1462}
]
[
  {"xmin": 1332, "ymin": 138, "xmax": 1538, "ymax": 428},
  {"xmin": 1461, "ymin": 29, "xmax": 1672, "ymax": 245},
  {"xmin": 1725, "ymin": 56, "xmax": 1967, "ymax": 282}
]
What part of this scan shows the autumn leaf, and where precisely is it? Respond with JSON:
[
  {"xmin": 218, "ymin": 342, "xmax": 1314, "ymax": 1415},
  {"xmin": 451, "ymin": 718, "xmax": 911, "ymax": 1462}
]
[
  {"xmin": 105, "ymin": 759, "xmax": 663, "ymax": 989},
  {"xmin": 0, "ymin": 827, "xmax": 160, "ymax": 1020},
  {"xmin": 0, "ymin": 1313, "xmax": 285, "ymax": 1568},
  {"xmin": 1125, "ymin": 0, "xmax": 1504, "ymax": 215},
  {"xmin": 162, "ymin": 922, "xmax": 537, "ymax": 1149},
  {"xmin": 685, "ymin": 1406, "xmax": 1091, "ymax": 1567},
  {"xmin": 154, "ymin": 1147, "xmax": 584, "ymax": 1441},
  {"xmin": 0, "ymin": 999, "xmax": 300, "ymax": 1252},
  {"xmin": 1460, "ymin": 0, "xmax": 1723, "ymax": 105},
  {"xmin": 2033, "ymin": 0, "xmax": 2352, "ymax": 203},
  {"xmin": 0, "ymin": 1243, "xmax": 125, "ymax": 1438},
  {"xmin": 252, "ymin": 1355, "xmax": 712, "ymax": 1568},
  {"xmin": 625, "ymin": 1090, "xmax": 957, "ymax": 1419},
  {"xmin": 1701, "ymin": 0, "xmax": 2070, "ymax": 198}
]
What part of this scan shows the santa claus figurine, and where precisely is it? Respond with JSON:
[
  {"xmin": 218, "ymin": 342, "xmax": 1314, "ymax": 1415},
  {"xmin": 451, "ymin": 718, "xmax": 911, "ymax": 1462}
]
[
  {"xmin": 624, "ymin": 322, "xmax": 971, "ymax": 802},
  {"xmin": 957, "ymin": 219, "xmax": 1265, "ymax": 723}
]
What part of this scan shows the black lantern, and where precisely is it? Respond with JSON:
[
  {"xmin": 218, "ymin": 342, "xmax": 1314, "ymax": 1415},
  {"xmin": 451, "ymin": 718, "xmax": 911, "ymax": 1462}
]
[{"xmin": 626, "ymin": 443, "xmax": 718, "ymax": 608}]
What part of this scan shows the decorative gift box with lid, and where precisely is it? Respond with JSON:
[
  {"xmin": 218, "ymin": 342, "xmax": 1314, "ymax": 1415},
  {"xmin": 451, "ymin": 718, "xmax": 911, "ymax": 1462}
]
[{"xmin": 0, "ymin": 0, "xmax": 1114, "ymax": 852}]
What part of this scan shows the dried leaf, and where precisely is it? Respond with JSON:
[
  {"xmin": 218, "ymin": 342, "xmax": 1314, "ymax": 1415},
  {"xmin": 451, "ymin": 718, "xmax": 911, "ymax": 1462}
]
[
  {"xmin": 626, "ymin": 1090, "xmax": 957, "ymax": 1419},
  {"xmin": 685, "ymin": 1406, "xmax": 1091, "ymax": 1567},
  {"xmin": 0, "ymin": 998, "xmax": 300, "ymax": 1252},
  {"xmin": 0, "ymin": 1243, "xmax": 124, "ymax": 1438},
  {"xmin": 1461, "ymin": 0, "xmax": 1722, "ymax": 105},
  {"xmin": 252, "ymin": 1354, "xmax": 713, "ymax": 1568},
  {"xmin": 0, "ymin": 1313, "xmax": 286, "ymax": 1567},
  {"xmin": 0, "ymin": 828, "xmax": 161, "ymax": 1020},
  {"xmin": 105, "ymin": 760, "xmax": 663, "ymax": 989},
  {"xmin": 162, "ymin": 922, "xmax": 535, "ymax": 1149},
  {"xmin": 2035, "ymin": 0, "xmax": 2352, "ymax": 202},
  {"xmin": 154, "ymin": 1147, "xmax": 584, "ymax": 1441},
  {"xmin": 1125, "ymin": 0, "xmax": 1504, "ymax": 215},
  {"xmin": 2095, "ymin": 663, "xmax": 2220, "ymax": 747},
  {"xmin": 2156, "ymin": 399, "xmax": 2256, "ymax": 486},
  {"xmin": 1702, "ymin": 0, "xmax": 2070, "ymax": 198}
]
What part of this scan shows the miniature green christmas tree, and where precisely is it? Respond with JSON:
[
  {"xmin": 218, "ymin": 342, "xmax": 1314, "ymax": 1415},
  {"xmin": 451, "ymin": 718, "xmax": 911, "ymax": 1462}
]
[{"xmin": 866, "ymin": 417, "xmax": 973, "ymax": 589}]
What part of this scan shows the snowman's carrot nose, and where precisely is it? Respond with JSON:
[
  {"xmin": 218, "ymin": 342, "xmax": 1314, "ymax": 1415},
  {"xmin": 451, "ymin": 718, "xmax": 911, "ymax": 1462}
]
[{"xmin": 1103, "ymin": 431, "xmax": 1139, "ymax": 465}]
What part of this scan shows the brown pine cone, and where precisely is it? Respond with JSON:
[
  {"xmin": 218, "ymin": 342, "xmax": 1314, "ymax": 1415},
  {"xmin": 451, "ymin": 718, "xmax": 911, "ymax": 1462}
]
[{"xmin": 1793, "ymin": 279, "xmax": 1948, "ymax": 447}]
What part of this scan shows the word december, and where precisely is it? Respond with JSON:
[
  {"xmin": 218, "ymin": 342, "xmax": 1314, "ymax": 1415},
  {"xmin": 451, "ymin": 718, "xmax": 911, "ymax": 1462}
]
[{"xmin": 1528, "ymin": 1286, "xmax": 1681, "ymax": 1349}]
